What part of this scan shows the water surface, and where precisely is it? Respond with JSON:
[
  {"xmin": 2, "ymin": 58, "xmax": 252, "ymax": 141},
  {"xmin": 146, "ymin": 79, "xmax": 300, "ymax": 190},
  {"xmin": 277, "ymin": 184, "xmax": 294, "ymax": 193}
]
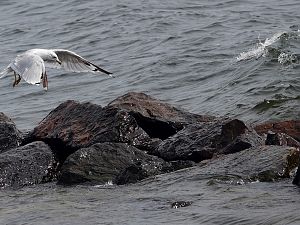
[{"xmin": 0, "ymin": 0, "xmax": 299, "ymax": 224}]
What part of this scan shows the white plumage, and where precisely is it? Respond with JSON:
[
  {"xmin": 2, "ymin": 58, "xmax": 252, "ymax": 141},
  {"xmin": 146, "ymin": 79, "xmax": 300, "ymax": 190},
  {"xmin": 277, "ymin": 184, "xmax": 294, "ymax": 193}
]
[{"xmin": 0, "ymin": 49, "xmax": 112, "ymax": 90}]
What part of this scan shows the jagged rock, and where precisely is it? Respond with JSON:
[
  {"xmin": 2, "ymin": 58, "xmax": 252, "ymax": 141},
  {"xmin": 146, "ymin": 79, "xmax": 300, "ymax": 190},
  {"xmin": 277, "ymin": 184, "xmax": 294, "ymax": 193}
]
[
  {"xmin": 26, "ymin": 100, "xmax": 154, "ymax": 161},
  {"xmin": 1, "ymin": 92, "xmax": 299, "ymax": 189},
  {"xmin": 0, "ymin": 141, "xmax": 55, "ymax": 189},
  {"xmin": 219, "ymin": 119, "xmax": 263, "ymax": 154},
  {"xmin": 58, "ymin": 142, "xmax": 170, "ymax": 185},
  {"xmin": 255, "ymin": 120, "xmax": 300, "ymax": 141},
  {"xmin": 199, "ymin": 145, "xmax": 299, "ymax": 182},
  {"xmin": 265, "ymin": 131, "xmax": 300, "ymax": 148},
  {"xmin": 156, "ymin": 119, "xmax": 263, "ymax": 162},
  {"xmin": 108, "ymin": 92, "xmax": 215, "ymax": 139},
  {"xmin": 27, "ymin": 93, "xmax": 215, "ymax": 162},
  {"xmin": 0, "ymin": 112, "xmax": 22, "ymax": 153}
]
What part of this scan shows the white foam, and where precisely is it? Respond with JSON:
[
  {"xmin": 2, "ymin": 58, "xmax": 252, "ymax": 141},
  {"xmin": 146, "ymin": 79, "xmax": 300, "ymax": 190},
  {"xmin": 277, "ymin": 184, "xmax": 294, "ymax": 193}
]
[
  {"xmin": 278, "ymin": 52, "xmax": 297, "ymax": 65},
  {"xmin": 236, "ymin": 32, "xmax": 285, "ymax": 61}
]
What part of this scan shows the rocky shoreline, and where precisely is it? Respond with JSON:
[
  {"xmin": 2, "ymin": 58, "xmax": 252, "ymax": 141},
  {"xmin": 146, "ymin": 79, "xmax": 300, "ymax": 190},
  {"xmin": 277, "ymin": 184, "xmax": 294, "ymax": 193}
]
[{"xmin": 0, "ymin": 92, "xmax": 300, "ymax": 189}]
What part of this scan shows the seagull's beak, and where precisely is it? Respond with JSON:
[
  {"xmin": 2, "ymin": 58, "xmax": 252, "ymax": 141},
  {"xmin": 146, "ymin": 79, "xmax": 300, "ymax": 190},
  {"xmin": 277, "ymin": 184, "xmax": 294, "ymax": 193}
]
[{"xmin": 56, "ymin": 59, "xmax": 62, "ymax": 65}]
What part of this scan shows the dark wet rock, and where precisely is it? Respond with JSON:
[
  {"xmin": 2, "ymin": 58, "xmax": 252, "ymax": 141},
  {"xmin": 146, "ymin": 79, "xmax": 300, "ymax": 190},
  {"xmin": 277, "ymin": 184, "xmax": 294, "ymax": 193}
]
[
  {"xmin": 171, "ymin": 201, "xmax": 192, "ymax": 208},
  {"xmin": 26, "ymin": 100, "xmax": 154, "ymax": 162},
  {"xmin": 0, "ymin": 141, "xmax": 55, "ymax": 189},
  {"xmin": 134, "ymin": 137, "xmax": 162, "ymax": 154},
  {"xmin": 108, "ymin": 92, "xmax": 215, "ymax": 139},
  {"xmin": 58, "ymin": 142, "xmax": 170, "ymax": 185},
  {"xmin": 255, "ymin": 120, "xmax": 300, "ymax": 141},
  {"xmin": 167, "ymin": 160, "xmax": 196, "ymax": 172},
  {"xmin": 2, "ymin": 92, "xmax": 299, "ymax": 189},
  {"xmin": 155, "ymin": 123, "xmax": 217, "ymax": 162},
  {"xmin": 265, "ymin": 131, "xmax": 300, "ymax": 148},
  {"xmin": 0, "ymin": 112, "xmax": 22, "ymax": 153},
  {"xmin": 156, "ymin": 119, "xmax": 263, "ymax": 162},
  {"xmin": 293, "ymin": 166, "xmax": 300, "ymax": 186},
  {"xmin": 199, "ymin": 146, "xmax": 299, "ymax": 182},
  {"xmin": 219, "ymin": 119, "xmax": 263, "ymax": 154},
  {"xmin": 26, "ymin": 93, "xmax": 215, "ymax": 162}
]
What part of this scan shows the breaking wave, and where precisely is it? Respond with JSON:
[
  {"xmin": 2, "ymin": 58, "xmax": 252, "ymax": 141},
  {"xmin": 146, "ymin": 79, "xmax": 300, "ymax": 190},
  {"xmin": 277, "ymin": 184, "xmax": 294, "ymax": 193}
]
[{"xmin": 236, "ymin": 30, "xmax": 300, "ymax": 65}]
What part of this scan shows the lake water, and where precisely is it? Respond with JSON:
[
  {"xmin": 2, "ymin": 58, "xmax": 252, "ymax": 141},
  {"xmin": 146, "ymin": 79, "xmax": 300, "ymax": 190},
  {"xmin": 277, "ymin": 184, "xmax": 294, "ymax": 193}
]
[{"xmin": 0, "ymin": 0, "xmax": 299, "ymax": 224}]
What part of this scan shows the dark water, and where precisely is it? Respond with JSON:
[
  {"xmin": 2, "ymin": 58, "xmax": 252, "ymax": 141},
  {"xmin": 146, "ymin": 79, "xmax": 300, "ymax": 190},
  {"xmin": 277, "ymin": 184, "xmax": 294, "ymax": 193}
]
[
  {"xmin": 1, "ymin": 173, "xmax": 300, "ymax": 225},
  {"xmin": 0, "ymin": 0, "xmax": 300, "ymax": 224}
]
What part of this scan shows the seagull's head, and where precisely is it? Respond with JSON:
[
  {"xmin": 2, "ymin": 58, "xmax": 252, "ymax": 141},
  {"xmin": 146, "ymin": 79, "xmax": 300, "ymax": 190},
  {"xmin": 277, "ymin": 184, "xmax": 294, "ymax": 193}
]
[{"xmin": 46, "ymin": 52, "xmax": 61, "ymax": 65}]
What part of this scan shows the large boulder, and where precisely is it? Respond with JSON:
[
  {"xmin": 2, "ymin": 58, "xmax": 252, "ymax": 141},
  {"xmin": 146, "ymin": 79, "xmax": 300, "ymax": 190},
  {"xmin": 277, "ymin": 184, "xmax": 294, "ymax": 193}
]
[
  {"xmin": 155, "ymin": 119, "xmax": 263, "ymax": 162},
  {"xmin": 0, "ymin": 141, "xmax": 55, "ymax": 188},
  {"xmin": 26, "ymin": 100, "xmax": 153, "ymax": 161},
  {"xmin": 108, "ymin": 92, "xmax": 215, "ymax": 139},
  {"xmin": 198, "ymin": 145, "xmax": 299, "ymax": 182},
  {"xmin": 57, "ymin": 142, "xmax": 171, "ymax": 185},
  {"xmin": 26, "ymin": 93, "xmax": 215, "ymax": 162},
  {"xmin": 0, "ymin": 112, "xmax": 22, "ymax": 153}
]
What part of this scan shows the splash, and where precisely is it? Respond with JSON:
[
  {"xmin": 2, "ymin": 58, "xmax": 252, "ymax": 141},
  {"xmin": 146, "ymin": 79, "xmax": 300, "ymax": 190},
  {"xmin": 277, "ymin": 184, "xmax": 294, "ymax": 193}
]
[
  {"xmin": 236, "ymin": 32, "xmax": 286, "ymax": 61},
  {"xmin": 278, "ymin": 52, "xmax": 298, "ymax": 65},
  {"xmin": 93, "ymin": 180, "xmax": 114, "ymax": 188}
]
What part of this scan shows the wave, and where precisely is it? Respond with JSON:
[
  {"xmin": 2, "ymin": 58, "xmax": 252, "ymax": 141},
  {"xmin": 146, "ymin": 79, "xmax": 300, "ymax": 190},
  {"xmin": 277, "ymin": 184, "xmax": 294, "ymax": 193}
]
[
  {"xmin": 236, "ymin": 30, "xmax": 300, "ymax": 65},
  {"xmin": 236, "ymin": 32, "xmax": 286, "ymax": 61},
  {"xmin": 253, "ymin": 95, "xmax": 300, "ymax": 113}
]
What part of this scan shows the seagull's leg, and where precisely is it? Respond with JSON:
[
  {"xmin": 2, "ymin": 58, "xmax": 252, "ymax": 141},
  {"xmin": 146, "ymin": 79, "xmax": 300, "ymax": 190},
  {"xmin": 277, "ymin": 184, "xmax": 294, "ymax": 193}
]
[
  {"xmin": 42, "ymin": 71, "xmax": 48, "ymax": 91},
  {"xmin": 13, "ymin": 72, "xmax": 17, "ymax": 87},
  {"xmin": 15, "ymin": 75, "xmax": 21, "ymax": 86}
]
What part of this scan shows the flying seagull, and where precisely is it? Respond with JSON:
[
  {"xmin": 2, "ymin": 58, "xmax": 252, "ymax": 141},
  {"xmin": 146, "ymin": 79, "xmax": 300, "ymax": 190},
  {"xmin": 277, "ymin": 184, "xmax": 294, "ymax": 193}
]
[{"xmin": 0, "ymin": 49, "xmax": 113, "ymax": 90}]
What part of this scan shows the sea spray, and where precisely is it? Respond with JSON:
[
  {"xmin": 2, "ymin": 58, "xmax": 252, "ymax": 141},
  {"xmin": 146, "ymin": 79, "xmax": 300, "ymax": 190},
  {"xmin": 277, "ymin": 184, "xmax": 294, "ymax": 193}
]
[{"xmin": 236, "ymin": 32, "xmax": 286, "ymax": 61}]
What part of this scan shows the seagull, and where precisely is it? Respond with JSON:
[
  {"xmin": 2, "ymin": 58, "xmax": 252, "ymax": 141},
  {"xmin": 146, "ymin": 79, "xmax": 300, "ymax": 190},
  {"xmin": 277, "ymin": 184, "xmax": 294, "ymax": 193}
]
[{"xmin": 0, "ymin": 49, "xmax": 113, "ymax": 90}]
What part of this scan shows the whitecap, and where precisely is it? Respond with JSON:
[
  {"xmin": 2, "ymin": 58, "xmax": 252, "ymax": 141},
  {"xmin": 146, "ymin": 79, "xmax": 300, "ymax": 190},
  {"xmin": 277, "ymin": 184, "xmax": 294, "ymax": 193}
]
[{"xmin": 236, "ymin": 32, "xmax": 286, "ymax": 61}]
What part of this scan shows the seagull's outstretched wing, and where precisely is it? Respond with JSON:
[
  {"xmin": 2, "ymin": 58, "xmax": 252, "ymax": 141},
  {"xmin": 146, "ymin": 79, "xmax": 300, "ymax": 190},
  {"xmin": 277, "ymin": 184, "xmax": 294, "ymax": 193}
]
[
  {"xmin": 49, "ymin": 49, "xmax": 112, "ymax": 76},
  {"xmin": 9, "ymin": 53, "xmax": 44, "ymax": 85}
]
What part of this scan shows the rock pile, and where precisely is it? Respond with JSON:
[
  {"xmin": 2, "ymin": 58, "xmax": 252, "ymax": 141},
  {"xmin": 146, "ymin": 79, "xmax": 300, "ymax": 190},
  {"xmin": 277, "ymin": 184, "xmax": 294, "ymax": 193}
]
[{"xmin": 0, "ymin": 92, "xmax": 299, "ymax": 189}]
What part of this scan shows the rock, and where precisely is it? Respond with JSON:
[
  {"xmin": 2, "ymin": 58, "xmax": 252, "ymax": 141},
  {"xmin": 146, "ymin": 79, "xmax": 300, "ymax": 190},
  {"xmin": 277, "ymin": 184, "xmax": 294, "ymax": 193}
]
[
  {"xmin": 57, "ymin": 142, "xmax": 170, "ymax": 185},
  {"xmin": 0, "ymin": 141, "xmax": 55, "ymax": 189},
  {"xmin": 167, "ymin": 160, "xmax": 196, "ymax": 172},
  {"xmin": 156, "ymin": 119, "xmax": 263, "ymax": 162},
  {"xmin": 265, "ymin": 131, "xmax": 300, "ymax": 148},
  {"xmin": 27, "ymin": 100, "xmax": 153, "ymax": 162},
  {"xmin": 199, "ymin": 146, "xmax": 299, "ymax": 182},
  {"xmin": 293, "ymin": 164, "xmax": 300, "ymax": 186},
  {"xmin": 171, "ymin": 201, "xmax": 192, "ymax": 208},
  {"xmin": 255, "ymin": 120, "xmax": 300, "ymax": 141},
  {"xmin": 27, "ymin": 93, "xmax": 215, "ymax": 162},
  {"xmin": 155, "ymin": 123, "xmax": 218, "ymax": 162},
  {"xmin": 108, "ymin": 92, "xmax": 215, "ymax": 139},
  {"xmin": 219, "ymin": 119, "xmax": 263, "ymax": 154},
  {"xmin": 0, "ymin": 112, "xmax": 22, "ymax": 153}
]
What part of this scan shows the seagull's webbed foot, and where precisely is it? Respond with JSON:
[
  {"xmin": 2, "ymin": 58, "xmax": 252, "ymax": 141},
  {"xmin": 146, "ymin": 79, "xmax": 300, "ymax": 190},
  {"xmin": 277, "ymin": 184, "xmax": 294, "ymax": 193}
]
[
  {"xmin": 15, "ymin": 75, "xmax": 21, "ymax": 86},
  {"xmin": 13, "ymin": 72, "xmax": 21, "ymax": 87}
]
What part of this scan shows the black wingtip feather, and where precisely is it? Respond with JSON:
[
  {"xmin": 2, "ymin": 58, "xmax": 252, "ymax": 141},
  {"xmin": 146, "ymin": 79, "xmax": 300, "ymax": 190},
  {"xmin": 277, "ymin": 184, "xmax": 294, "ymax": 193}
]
[{"xmin": 91, "ymin": 63, "xmax": 113, "ymax": 76}]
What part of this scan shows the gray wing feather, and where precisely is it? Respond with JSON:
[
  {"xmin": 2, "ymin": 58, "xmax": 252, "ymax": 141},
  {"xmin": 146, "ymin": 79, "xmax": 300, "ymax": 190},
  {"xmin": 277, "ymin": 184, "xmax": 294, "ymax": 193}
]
[
  {"xmin": 52, "ymin": 49, "xmax": 112, "ymax": 75},
  {"xmin": 10, "ymin": 53, "xmax": 44, "ymax": 85},
  {"xmin": 0, "ymin": 67, "xmax": 12, "ymax": 78}
]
